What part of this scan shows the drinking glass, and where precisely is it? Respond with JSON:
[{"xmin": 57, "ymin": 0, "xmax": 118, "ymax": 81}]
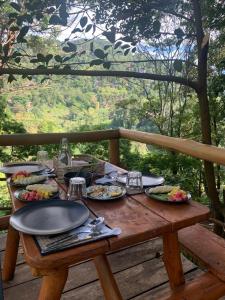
[
  {"xmin": 37, "ymin": 150, "xmax": 49, "ymax": 166},
  {"xmin": 126, "ymin": 171, "xmax": 143, "ymax": 193},
  {"xmin": 67, "ymin": 177, "xmax": 87, "ymax": 201}
]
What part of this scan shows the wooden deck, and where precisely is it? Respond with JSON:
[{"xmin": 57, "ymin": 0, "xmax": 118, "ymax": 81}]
[{"xmin": 0, "ymin": 232, "xmax": 208, "ymax": 300}]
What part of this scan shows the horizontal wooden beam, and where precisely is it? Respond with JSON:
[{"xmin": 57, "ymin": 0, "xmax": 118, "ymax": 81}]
[
  {"xmin": 119, "ymin": 128, "xmax": 225, "ymax": 166},
  {"xmin": 0, "ymin": 129, "xmax": 120, "ymax": 146}
]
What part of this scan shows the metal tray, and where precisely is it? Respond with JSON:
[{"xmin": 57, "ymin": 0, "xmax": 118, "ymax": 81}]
[
  {"xmin": 116, "ymin": 174, "xmax": 164, "ymax": 187},
  {"xmin": 10, "ymin": 200, "xmax": 89, "ymax": 235},
  {"xmin": 0, "ymin": 162, "xmax": 46, "ymax": 174}
]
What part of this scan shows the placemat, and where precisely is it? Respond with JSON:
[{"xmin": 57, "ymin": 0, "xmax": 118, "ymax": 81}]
[{"xmin": 35, "ymin": 217, "xmax": 121, "ymax": 255}]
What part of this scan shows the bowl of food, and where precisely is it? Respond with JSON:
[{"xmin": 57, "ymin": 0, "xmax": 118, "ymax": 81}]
[{"xmin": 63, "ymin": 171, "xmax": 92, "ymax": 187}]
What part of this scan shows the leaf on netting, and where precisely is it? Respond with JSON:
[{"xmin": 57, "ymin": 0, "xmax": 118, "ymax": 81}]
[
  {"xmin": 173, "ymin": 59, "xmax": 183, "ymax": 72},
  {"xmin": 90, "ymin": 59, "xmax": 103, "ymax": 66},
  {"xmin": 80, "ymin": 16, "xmax": 88, "ymax": 28},
  {"xmin": 94, "ymin": 49, "xmax": 106, "ymax": 59}
]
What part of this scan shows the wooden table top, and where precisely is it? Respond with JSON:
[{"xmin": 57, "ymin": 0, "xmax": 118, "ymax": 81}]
[{"xmin": 7, "ymin": 163, "xmax": 210, "ymax": 270}]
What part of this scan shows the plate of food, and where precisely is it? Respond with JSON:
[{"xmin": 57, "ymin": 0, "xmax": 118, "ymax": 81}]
[
  {"xmin": 14, "ymin": 183, "xmax": 59, "ymax": 202},
  {"xmin": 0, "ymin": 162, "xmax": 46, "ymax": 174},
  {"xmin": 87, "ymin": 185, "xmax": 126, "ymax": 200},
  {"xmin": 10, "ymin": 171, "xmax": 47, "ymax": 186},
  {"xmin": 145, "ymin": 185, "xmax": 191, "ymax": 203}
]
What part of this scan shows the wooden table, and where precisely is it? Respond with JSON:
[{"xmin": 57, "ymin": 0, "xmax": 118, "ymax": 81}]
[{"xmin": 2, "ymin": 163, "xmax": 210, "ymax": 300}]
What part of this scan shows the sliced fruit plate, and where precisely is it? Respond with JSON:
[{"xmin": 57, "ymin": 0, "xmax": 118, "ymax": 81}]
[
  {"xmin": 14, "ymin": 184, "xmax": 59, "ymax": 202},
  {"xmin": 145, "ymin": 185, "xmax": 191, "ymax": 203},
  {"xmin": 86, "ymin": 185, "xmax": 126, "ymax": 200},
  {"xmin": 10, "ymin": 171, "xmax": 47, "ymax": 186}
]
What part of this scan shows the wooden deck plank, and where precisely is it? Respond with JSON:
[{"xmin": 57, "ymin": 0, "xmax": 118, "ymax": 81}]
[
  {"xmin": 132, "ymin": 269, "xmax": 203, "ymax": 300},
  {"xmin": 61, "ymin": 255, "xmax": 195, "ymax": 300},
  {"xmin": 3, "ymin": 238, "xmax": 163, "ymax": 288},
  {"xmin": 4, "ymin": 255, "xmax": 195, "ymax": 300},
  {"xmin": 2, "ymin": 236, "xmax": 196, "ymax": 300}
]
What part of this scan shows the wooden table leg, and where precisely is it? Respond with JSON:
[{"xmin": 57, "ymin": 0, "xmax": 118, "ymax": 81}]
[
  {"xmin": 2, "ymin": 224, "xmax": 20, "ymax": 281},
  {"xmin": 163, "ymin": 231, "xmax": 185, "ymax": 290},
  {"xmin": 38, "ymin": 268, "xmax": 68, "ymax": 300},
  {"xmin": 94, "ymin": 254, "xmax": 123, "ymax": 300}
]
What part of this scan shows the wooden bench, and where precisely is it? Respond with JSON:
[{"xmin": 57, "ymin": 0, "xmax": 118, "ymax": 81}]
[
  {"xmin": 161, "ymin": 271, "xmax": 225, "ymax": 300},
  {"xmin": 178, "ymin": 223, "xmax": 225, "ymax": 282},
  {"xmin": 160, "ymin": 223, "xmax": 225, "ymax": 299}
]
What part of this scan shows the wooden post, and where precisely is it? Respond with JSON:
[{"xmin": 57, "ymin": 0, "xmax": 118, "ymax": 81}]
[
  {"xmin": 94, "ymin": 254, "xmax": 123, "ymax": 300},
  {"xmin": 109, "ymin": 139, "xmax": 120, "ymax": 166},
  {"xmin": 163, "ymin": 232, "xmax": 185, "ymax": 289},
  {"xmin": 2, "ymin": 225, "xmax": 20, "ymax": 281}
]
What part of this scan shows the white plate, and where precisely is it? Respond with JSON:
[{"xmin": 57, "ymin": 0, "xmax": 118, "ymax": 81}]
[
  {"xmin": 0, "ymin": 162, "xmax": 46, "ymax": 174},
  {"xmin": 116, "ymin": 175, "xmax": 164, "ymax": 187}
]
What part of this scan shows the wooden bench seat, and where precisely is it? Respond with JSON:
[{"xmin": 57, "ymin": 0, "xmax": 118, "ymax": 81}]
[
  {"xmin": 178, "ymin": 223, "xmax": 225, "ymax": 282},
  {"xmin": 161, "ymin": 271, "xmax": 225, "ymax": 300}
]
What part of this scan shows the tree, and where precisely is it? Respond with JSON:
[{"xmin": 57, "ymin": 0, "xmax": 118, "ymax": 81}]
[{"xmin": 0, "ymin": 0, "xmax": 225, "ymax": 228}]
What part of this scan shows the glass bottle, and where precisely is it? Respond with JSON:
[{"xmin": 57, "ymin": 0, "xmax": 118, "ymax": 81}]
[{"xmin": 58, "ymin": 138, "xmax": 72, "ymax": 167}]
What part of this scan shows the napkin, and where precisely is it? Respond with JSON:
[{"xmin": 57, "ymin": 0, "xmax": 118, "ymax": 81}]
[{"xmin": 35, "ymin": 217, "xmax": 121, "ymax": 255}]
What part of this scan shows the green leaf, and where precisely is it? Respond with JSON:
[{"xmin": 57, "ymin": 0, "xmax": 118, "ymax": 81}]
[
  {"xmin": 103, "ymin": 31, "xmax": 115, "ymax": 43},
  {"xmin": 94, "ymin": 49, "xmax": 106, "ymax": 59},
  {"xmin": 104, "ymin": 45, "xmax": 111, "ymax": 50},
  {"xmin": 10, "ymin": 2, "xmax": 21, "ymax": 11},
  {"xmin": 36, "ymin": 65, "xmax": 46, "ymax": 69},
  {"xmin": 72, "ymin": 28, "xmax": 82, "ymax": 34},
  {"xmin": 121, "ymin": 44, "xmax": 130, "ymax": 49},
  {"xmin": 14, "ymin": 57, "xmax": 21, "ymax": 63},
  {"xmin": 114, "ymin": 41, "xmax": 122, "ymax": 49},
  {"xmin": 124, "ymin": 48, "xmax": 130, "ymax": 56},
  {"xmin": 37, "ymin": 53, "xmax": 45, "ymax": 62},
  {"xmin": 153, "ymin": 20, "xmax": 161, "ymax": 33},
  {"xmin": 17, "ymin": 26, "xmax": 29, "ymax": 42},
  {"xmin": 49, "ymin": 14, "xmax": 61, "ymax": 25},
  {"xmin": 8, "ymin": 74, "xmax": 16, "ymax": 83},
  {"xmin": 85, "ymin": 24, "xmax": 92, "ymax": 33},
  {"xmin": 54, "ymin": 55, "xmax": 62, "ymax": 63},
  {"xmin": 90, "ymin": 41, "xmax": 94, "ymax": 52},
  {"xmin": 63, "ymin": 65, "xmax": 71, "ymax": 70},
  {"xmin": 174, "ymin": 28, "xmax": 184, "ymax": 39},
  {"xmin": 46, "ymin": 54, "xmax": 53, "ymax": 63},
  {"xmin": 131, "ymin": 47, "xmax": 136, "ymax": 53},
  {"xmin": 103, "ymin": 62, "xmax": 111, "ymax": 69},
  {"xmin": 80, "ymin": 16, "xmax": 88, "ymax": 28},
  {"xmin": 67, "ymin": 42, "xmax": 77, "ymax": 51},
  {"xmin": 40, "ymin": 77, "xmax": 49, "ymax": 84},
  {"xmin": 90, "ymin": 59, "xmax": 103, "ymax": 67},
  {"xmin": 30, "ymin": 58, "xmax": 38, "ymax": 63},
  {"xmin": 173, "ymin": 60, "xmax": 183, "ymax": 72}
]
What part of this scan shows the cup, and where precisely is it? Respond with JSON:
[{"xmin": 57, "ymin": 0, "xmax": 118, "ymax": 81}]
[
  {"xmin": 126, "ymin": 171, "xmax": 143, "ymax": 193},
  {"xmin": 67, "ymin": 177, "xmax": 87, "ymax": 201},
  {"xmin": 37, "ymin": 150, "xmax": 49, "ymax": 166}
]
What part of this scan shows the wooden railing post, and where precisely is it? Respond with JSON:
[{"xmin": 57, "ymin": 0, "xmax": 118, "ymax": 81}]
[{"xmin": 109, "ymin": 139, "xmax": 120, "ymax": 166}]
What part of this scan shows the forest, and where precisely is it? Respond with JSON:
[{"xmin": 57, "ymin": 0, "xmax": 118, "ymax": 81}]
[{"xmin": 0, "ymin": 0, "xmax": 224, "ymax": 222}]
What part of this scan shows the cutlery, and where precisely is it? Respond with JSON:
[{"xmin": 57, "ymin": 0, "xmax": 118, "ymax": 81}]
[
  {"xmin": 45, "ymin": 217, "xmax": 104, "ymax": 247},
  {"xmin": 45, "ymin": 227, "xmax": 121, "ymax": 250}
]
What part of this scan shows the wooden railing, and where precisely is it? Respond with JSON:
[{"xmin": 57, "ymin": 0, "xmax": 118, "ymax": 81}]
[{"xmin": 1, "ymin": 128, "xmax": 225, "ymax": 166}]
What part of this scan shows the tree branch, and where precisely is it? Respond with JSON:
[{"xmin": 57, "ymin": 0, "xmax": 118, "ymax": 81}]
[{"xmin": 0, "ymin": 67, "xmax": 198, "ymax": 90}]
